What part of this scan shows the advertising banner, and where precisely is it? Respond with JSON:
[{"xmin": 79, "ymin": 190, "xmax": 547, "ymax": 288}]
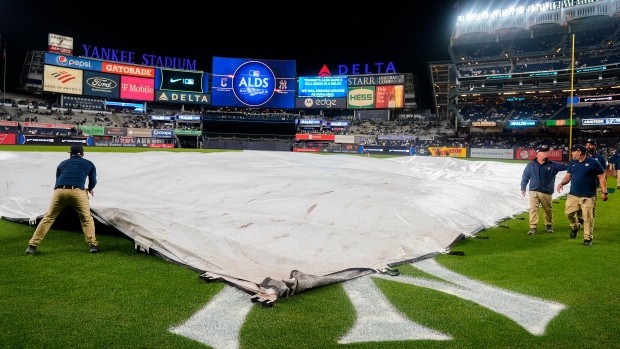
[
  {"xmin": 470, "ymin": 148, "xmax": 514, "ymax": 159},
  {"xmin": 580, "ymin": 118, "xmax": 619, "ymax": 125},
  {"xmin": 293, "ymin": 147, "xmax": 319, "ymax": 152},
  {"xmin": 0, "ymin": 134, "xmax": 17, "ymax": 145},
  {"xmin": 211, "ymin": 56, "xmax": 296, "ymax": 108},
  {"xmin": 347, "ymin": 86, "xmax": 375, "ymax": 109},
  {"xmin": 176, "ymin": 115, "xmax": 202, "ymax": 121},
  {"xmin": 151, "ymin": 129, "xmax": 174, "ymax": 138},
  {"xmin": 43, "ymin": 65, "xmax": 83, "ymax": 95},
  {"xmin": 45, "ymin": 52, "xmax": 101, "ymax": 72},
  {"xmin": 347, "ymin": 74, "xmax": 405, "ymax": 87},
  {"xmin": 334, "ymin": 135, "xmax": 356, "ymax": 144},
  {"xmin": 295, "ymin": 97, "xmax": 347, "ymax": 109},
  {"xmin": 514, "ymin": 148, "xmax": 563, "ymax": 161},
  {"xmin": 92, "ymin": 141, "xmax": 152, "ymax": 148},
  {"xmin": 127, "ymin": 128, "xmax": 153, "ymax": 137},
  {"xmin": 82, "ymin": 71, "xmax": 120, "ymax": 98},
  {"xmin": 63, "ymin": 96, "xmax": 105, "ymax": 111},
  {"xmin": 156, "ymin": 69, "xmax": 205, "ymax": 93},
  {"xmin": 0, "ymin": 121, "xmax": 19, "ymax": 126},
  {"xmin": 102, "ymin": 62, "xmax": 155, "ymax": 78},
  {"xmin": 320, "ymin": 144, "xmax": 360, "ymax": 154},
  {"xmin": 375, "ymin": 85, "xmax": 404, "ymax": 108},
  {"xmin": 79, "ymin": 126, "xmax": 105, "ymax": 136},
  {"xmin": 428, "ymin": 147, "xmax": 467, "ymax": 157},
  {"xmin": 23, "ymin": 122, "xmax": 74, "ymax": 129},
  {"xmin": 48, "ymin": 33, "xmax": 73, "ymax": 55},
  {"xmin": 295, "ymin": 134, "xmax": 335, "ymax": 141},
  {"xmin": 508, "ymin": 120, "xmax": 537, "ymax": 127},
  {"xmin": 120, "ymin": 76, "xmax": 154, "ymax": 101},
  {"xmin": 471, "ymin": 121, "xmax": 497, "ymax": 127},
  {"xmin": 545, "ymin": 119, "xmax": 577, "ymax": 126},
  {"xmin": 154, "ymin": 90, "xmax": 211, "ymax": 105},
  {"xmin": 174, "ymin": 129, "xmax": 202, "ymax": 135},
  {"xmin": 103, "ymin": 127, "xmax": 127, "ymax": 136},
  {"xmin": 361, "ymin": 145, "xmax": 414, "ymax": 156},
  {"xmin": 20, "ymin": 135, "xmax": 88, "ymax": 146}
]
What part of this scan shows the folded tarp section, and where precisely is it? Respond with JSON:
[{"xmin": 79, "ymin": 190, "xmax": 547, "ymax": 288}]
[{"xmin": 0, "ymin": 151, "xmax": 566, "ymax": 303}]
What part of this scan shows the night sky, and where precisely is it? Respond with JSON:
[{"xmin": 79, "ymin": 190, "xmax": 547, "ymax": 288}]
[{"xmin": 0, "ymin": 0, "xmax": 463, "ymax": 110}]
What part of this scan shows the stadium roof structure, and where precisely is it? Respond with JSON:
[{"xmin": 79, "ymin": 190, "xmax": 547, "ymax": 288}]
[{"xmin": 0, "ymin": 151, "xmax": 568, "ymax": 303}]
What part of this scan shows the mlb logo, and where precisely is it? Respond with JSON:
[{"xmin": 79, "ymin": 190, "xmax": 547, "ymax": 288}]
[{"xmin": 249, "ymin": 70, "xmax": 260, "ymax": 77}]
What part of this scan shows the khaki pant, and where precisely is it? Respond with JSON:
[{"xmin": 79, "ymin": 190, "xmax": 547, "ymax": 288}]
[
  {"xmin": 565, "ymin": 194, "xmax": 596, "ymax": 240},
  {"xmin": 529, "ymin": 191, "xmax": 553, "ymax": 228},
  {"xmin": 29, "ymin": 188, "xmax": 97, "ymax": 247}
]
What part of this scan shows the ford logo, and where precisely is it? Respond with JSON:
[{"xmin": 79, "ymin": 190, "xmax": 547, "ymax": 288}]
[{"xmin": 86, "ymin": 77, "xmax": 117, "ymax": 89}]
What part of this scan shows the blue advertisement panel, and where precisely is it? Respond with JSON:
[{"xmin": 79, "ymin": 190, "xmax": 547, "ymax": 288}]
[
  {"xmin": 151, "ymin": 129, "xmax": 174, "ymax": 138},
  {"xmin": 211, "ymin": 56, "xmax": 296, "ymax": 108},
  {"xmin": 154, "ymin": 90, "xmax": 211, "ymax": 105},
  {"xmin": 295, "ymin": 97, "xmax": 347, "ymax": 109},
  {"xmin": 155, "ymin": 68, "xmax": 206, "ymax": 93},
  {"xmin": 298, "ymin": 76, "xmax": 347, "ymax": 98},
  {"xmin": 83, "ymin": 71, "xmax": 120, "ymax": 99},
  {"xmin": 44, "ymin": 52, "xmax": 102, "ymax": 72}
]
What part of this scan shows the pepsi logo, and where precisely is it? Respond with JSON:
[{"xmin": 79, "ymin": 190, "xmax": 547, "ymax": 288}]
[{"xmin": 56, "ymin": 56, "xmax": 68, "ymax": 66}]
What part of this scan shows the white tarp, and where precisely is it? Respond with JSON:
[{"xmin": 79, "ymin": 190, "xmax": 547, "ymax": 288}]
[{"xmin": 0, "ymin": 151, "xmax": 566, "ymax": 302}]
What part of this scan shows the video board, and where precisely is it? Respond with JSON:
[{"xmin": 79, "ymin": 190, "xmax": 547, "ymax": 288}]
[
  {"xmin": 211, "ymin": 56, "xmax": 296, "ymax": 108},
  {"xmin": 156, "ymin": 69, "xmax": 206, "ymax": 93},
  {"xmin": 43, "ymin": 65, "xmax": 83, "ymax": 95},
  {"xmin": 298, "ymin": 76, "xmax": 347, "ymax": 98}
]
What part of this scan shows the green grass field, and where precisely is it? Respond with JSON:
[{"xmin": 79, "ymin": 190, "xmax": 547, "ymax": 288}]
[{"xmin": 1, "ymin": 145, "xmax": 619, "ymax": 349}]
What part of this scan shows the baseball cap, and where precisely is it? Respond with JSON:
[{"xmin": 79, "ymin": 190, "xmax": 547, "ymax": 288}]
[
  {"xmin": 571, "ymin": 144, "xmax": 587, "ymax": 153},
  {"xmin": 536, "ymin": 145, "xmax": 550, "ymax": 152},
  {"xmin": 585, "ymin": 138, "xmax": 597, "ymax": 146},
  {"xmin": 69, "ymin": 145, "xmax": 84, "ymax": 155}
]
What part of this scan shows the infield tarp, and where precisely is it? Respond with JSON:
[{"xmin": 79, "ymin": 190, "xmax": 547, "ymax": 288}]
[{"xmin": 0, "ymin": 151, "xmax": 567, "ymax": 302}]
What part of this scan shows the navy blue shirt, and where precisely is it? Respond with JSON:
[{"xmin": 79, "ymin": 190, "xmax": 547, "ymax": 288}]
[
  {"xmin": 567, "ymin": 157, "xmax": 604, "ymax": 197},
  {"xmin": 587, "ymin": 152, "xmax": 607, "ymax": 187},
  {"xmin": 521, "ymin": 158, "xmax": 568, "ymax": 194},
  {"xmin": 55, "ymin": 155, "xmax": 97, "ymax": 191}
]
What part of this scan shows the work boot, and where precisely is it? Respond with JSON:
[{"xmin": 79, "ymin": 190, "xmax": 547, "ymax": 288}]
[
  {"xmin": 578, "ymin": 218, "xmax": 584, "ymax": 225},
  {"xmin": 89, "ymin": 245, "xmax": 98, "ymax": 253},
  {"xmin": 25, "ymin": 245, "xmax": 36, "ymax": 254},
  {"xmin": 570, "ymin": 223, "xmax": 582, "ymax": 239},
  {"xmin": 527, "ymin": 228, "xmax": 537, "ymax": 235},
  {"xmin": 583, "ymin": 239, "xmax": 592, "ymax": 246},
  {"xmin": 546, "ymin": 225, "xmax": 554, "ymax": 233}
]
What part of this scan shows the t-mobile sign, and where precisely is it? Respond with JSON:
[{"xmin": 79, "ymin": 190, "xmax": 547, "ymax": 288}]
[{"xmin": 120, "ymin": 76, "xmax": 154, "ymax": 101}]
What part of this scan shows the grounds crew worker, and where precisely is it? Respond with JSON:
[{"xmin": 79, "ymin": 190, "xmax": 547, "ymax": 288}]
[
  {"xmin": 520, "ymin": 144, "xmax": 568, "ymax": 235},
  {"xmin": 25, "ymin": 145, "xmax": 99, "ymax": 254}
]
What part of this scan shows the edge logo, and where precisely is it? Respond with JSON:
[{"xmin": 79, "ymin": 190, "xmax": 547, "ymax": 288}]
[{"xmin": 232, "ymin": 61, "xmax": 276, "ymax": 107}]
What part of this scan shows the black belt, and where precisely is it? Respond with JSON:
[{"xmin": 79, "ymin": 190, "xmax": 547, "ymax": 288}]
[{"xmin": 55, "ymin": 185, "xmax": 83, "ymax": 190}]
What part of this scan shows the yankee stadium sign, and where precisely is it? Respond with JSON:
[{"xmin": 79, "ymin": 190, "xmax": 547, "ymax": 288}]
[{"xmin": 82, "ymin": 45, "xmax": 197, "ymax": 71}]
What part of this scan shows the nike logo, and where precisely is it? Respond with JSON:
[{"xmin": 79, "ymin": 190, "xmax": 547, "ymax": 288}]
[{"xmin": 170, "ymin": 78, "xmax": 182, "ymax": 83}]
